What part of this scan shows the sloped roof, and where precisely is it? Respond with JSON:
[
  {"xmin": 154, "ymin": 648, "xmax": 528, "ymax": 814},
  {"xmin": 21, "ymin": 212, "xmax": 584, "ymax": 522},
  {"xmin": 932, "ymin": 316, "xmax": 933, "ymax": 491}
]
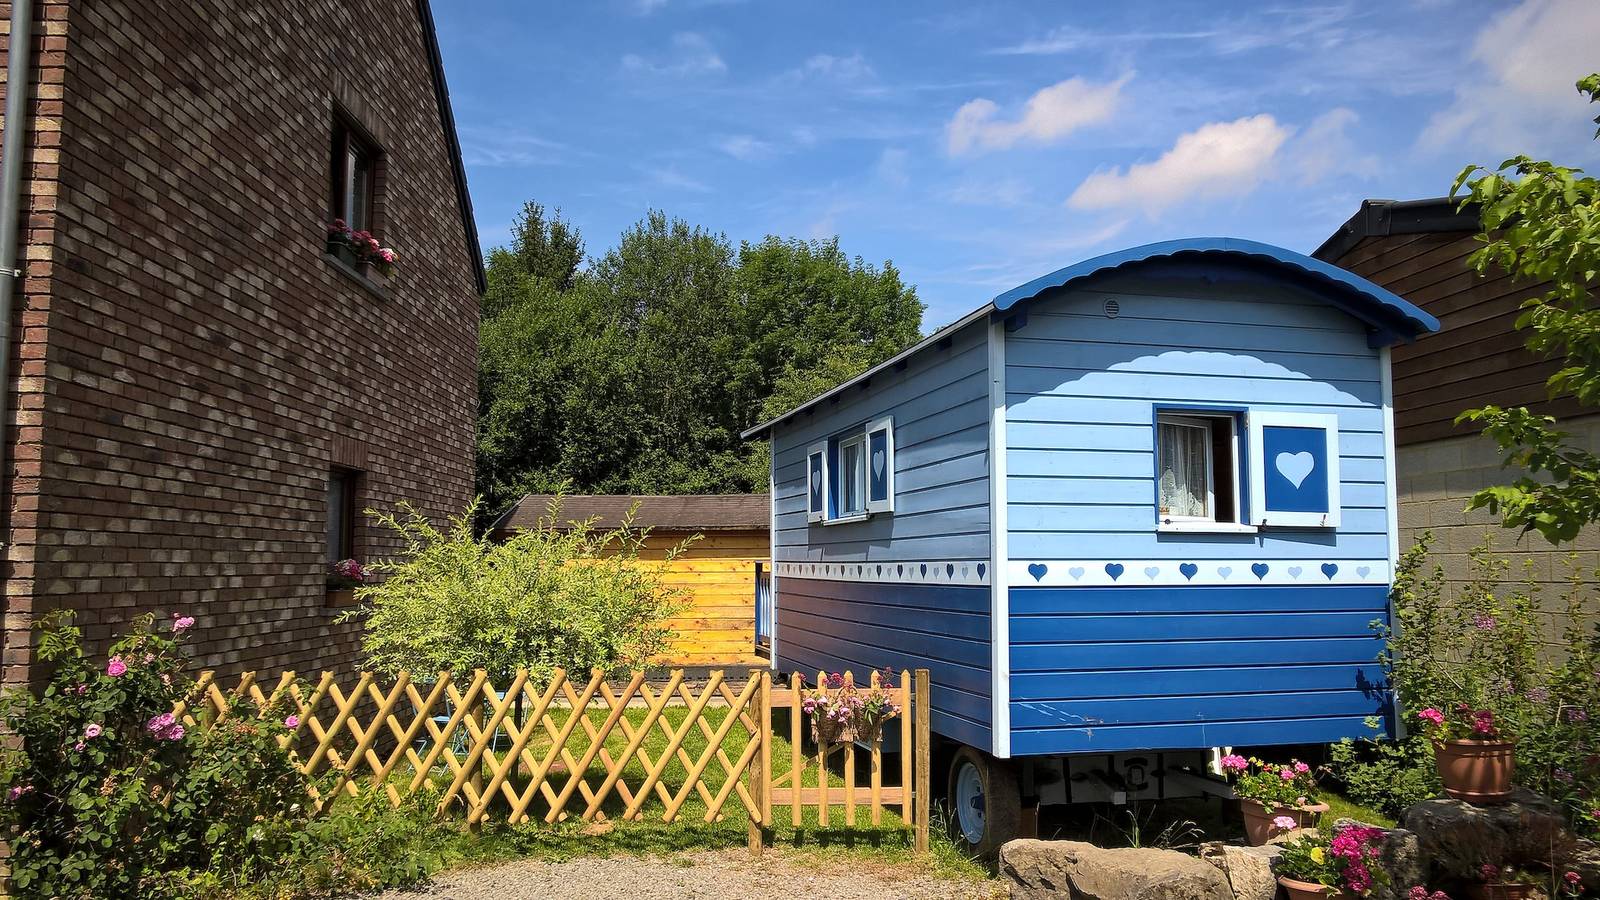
[
  {"xmin": 491, "ymin": 494, "xmax": 771, "ymax": 536},
  {"xmin": 743, "ymin": 238, "xmax": 1441, "ymax": 439},
  {"xmin": 415, "ymin": 0, "xmax": 485, "ymax": 293}
]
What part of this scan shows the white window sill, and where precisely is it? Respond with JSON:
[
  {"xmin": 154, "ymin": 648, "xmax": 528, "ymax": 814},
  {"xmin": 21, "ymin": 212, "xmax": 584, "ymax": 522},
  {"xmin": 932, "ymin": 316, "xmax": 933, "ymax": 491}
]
[
  {"xmin": 1156, "ymin": 521, "xmax": 1258, "ymax": 535},
  {"xmin": 824, "ymin": 513, "xmax": 871, "ymax": 525}
]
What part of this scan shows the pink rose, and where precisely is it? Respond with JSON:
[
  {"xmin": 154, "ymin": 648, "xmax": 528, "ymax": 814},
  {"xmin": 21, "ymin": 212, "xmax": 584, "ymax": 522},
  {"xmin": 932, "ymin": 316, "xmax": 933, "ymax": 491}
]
[
  {"xmin": 106, "ymin": 657, "xmax": 127, "ymax": 677},
  {"xmin": 284, "ymin": 715, "xmax": 300, "ymax": 729},
  {"xmin": 1417, "ymin": 707, "xmax": 1445, "ymax": 727},
  {"xmin": 7, "ymin": 784, "xmax": 31, "ymax": 801},
  {"xmin": 83, "ymin": 723, "xmax": 102, "ymax": 739},
  {"xmin": 172, "ymin": 615, "xmax": 195, "ymax": 633},
  {"xmin": 73, "ymin": 741, "xmax": 84, "ymax": 751}
]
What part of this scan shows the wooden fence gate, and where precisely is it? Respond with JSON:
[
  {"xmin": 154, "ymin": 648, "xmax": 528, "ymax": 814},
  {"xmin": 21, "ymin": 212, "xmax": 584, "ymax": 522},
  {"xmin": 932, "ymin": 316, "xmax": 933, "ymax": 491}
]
[{"xmin": 177, "ymin": 667, "xmax": 933, "ymax": 853}]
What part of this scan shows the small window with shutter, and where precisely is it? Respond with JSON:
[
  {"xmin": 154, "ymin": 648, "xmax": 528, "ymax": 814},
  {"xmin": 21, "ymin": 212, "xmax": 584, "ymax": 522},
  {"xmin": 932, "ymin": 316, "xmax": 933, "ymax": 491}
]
[{"xmin": 1247, "ymin": 411, "xmax": 1341, "ymax": 528}]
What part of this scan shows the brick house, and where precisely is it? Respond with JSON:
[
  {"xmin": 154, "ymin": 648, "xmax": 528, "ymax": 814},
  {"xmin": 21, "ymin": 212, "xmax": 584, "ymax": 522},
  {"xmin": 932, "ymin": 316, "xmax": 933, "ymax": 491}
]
[
  {"xmin": 0, "ymin": 0, "xmax": 484, "ymax": 689},
  {"xmin": 1315, "ymin": 198, "xmax": 1600, "ymax": 606}
]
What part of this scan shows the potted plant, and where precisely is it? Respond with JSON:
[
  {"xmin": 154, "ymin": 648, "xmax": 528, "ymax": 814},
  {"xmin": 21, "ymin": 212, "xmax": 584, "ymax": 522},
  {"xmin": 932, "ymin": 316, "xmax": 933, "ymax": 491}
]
[
  {"xmin": 1275, "ymin": 823, "xmax": 1390, "ymax": 899},
  {"xmin": 1222, "ymin": 754, "xmax": 1329, "ymax": 844},
  {"xmin": 801, "ymin": 672, "xmax": 858, "ymax": 745},
  {"xmin": 326, "ymin": 558, "xmax": 368, "ymax": 606},
  {"xmin": 1467, "ymin": 865, "xmax": 1587, "ymax": 900},
  {"xmin": 325, "ymin": 219, "xmax": 398, "ymax": 284},
  {"xmin": 1416, "ymin": 705, "xmax": 1517, "ymax": 803}
]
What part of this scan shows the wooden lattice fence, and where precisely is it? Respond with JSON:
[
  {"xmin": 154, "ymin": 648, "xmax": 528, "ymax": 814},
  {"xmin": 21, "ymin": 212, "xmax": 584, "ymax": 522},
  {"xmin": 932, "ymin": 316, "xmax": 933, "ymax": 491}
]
[{"xmin": 176, "ymin": 666, "xmax": 933, "ymax": 853}]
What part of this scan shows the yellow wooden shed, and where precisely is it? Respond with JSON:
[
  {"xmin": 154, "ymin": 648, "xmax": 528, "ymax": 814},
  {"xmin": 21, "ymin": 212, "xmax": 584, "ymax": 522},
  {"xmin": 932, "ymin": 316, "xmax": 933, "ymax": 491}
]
[{"xmin": 490, "ymin": 494, "xmax": 770, "ymax": 667}]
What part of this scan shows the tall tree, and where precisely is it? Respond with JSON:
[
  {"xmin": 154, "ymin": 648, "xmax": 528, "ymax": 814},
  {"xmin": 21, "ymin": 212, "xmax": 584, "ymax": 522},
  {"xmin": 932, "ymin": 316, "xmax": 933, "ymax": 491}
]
[
  {"xmin": 474, "ymin": 207, "xmax": 923, "ymax": 517},
  {"xmin": 481, "ymin": 201, "xmax": 585, "ymax": 319},
  {"xmin": 1454, "ymin": 74, "xmax": 1600, "ymax": 543}
]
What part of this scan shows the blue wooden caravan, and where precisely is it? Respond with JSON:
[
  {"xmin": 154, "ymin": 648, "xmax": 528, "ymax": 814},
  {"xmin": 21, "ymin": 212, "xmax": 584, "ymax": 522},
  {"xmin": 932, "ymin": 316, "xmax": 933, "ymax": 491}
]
[{"xmin": 741, "ymin": 238, "xmax": 1439, "ymax": 853}]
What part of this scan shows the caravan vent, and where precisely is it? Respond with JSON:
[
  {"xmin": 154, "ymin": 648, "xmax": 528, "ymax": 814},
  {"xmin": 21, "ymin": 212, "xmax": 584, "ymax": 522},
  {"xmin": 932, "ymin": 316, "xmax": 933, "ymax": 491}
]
[{"xmin": 1103, "ymin": 298, "xmax": 1120, "ymax": 318}]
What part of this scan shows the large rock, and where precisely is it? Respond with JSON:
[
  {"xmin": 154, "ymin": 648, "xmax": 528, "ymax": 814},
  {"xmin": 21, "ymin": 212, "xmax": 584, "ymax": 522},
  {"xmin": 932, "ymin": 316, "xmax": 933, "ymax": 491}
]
[
  {"xmin": 1329, "ymin": 819, "xmax": 1424, "ymax": 900},
  {"xmin": 1198, "ymin": 841, "xmax": 1281, "ymax": 900},
  {"xmin": 1000, "ymin": 839, "xmax": 1232, "ymax": 900},
  {"xmin": 1402, "ymin": 789, "xmax": 1599, "ymax": 891}
]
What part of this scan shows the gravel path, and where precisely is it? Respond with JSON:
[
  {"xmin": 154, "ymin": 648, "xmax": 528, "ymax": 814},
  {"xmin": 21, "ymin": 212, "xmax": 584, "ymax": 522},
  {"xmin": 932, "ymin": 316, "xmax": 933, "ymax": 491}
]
[{"xmin": 368, "ymin": 848, "xmax": 1003, "ymax": 900}]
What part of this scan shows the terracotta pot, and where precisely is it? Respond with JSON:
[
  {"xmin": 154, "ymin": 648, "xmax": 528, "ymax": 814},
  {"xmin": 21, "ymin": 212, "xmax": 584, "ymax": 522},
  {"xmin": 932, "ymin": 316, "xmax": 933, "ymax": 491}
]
[
  {"xmin": 1434, "ymin": 739, "xmax": 1516, "ymax": 804},
  {"xmin": 1239, "ymin": 797, "xmax": 1329, "ymax": 845},
  {"xmin": 1278, "ymin": 876, "xmax": 1348, "ymax": 900},
  {"xmin": 1465, "ymin": 883, "xmax": 1537, "ymax": 900}
]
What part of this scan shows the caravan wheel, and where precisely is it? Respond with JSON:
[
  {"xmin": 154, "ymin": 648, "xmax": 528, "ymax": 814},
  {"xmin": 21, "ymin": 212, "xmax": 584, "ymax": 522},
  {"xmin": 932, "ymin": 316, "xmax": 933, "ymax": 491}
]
[{"xmin": 946, "ymin": 746, "xmax": 1020, "ymax": 859}]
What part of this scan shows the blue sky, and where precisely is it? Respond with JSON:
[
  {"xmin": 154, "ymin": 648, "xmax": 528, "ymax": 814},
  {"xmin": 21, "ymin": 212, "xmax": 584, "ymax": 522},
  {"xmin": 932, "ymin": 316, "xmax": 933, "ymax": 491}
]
[{"xmin": 435, "ymin": 0, "xmax": 1600, "ymax": 327}]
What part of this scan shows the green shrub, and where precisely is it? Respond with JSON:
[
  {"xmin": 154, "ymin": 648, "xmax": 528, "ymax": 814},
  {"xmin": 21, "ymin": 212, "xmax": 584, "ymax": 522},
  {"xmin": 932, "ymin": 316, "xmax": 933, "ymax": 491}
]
[
  {"xmin": 0, "ymin": 611, "xmax": 309, "ymax": 899},
  {"xmin": 347, "ymin": 498, "xmax": 689, "ymax": 683},
  {"xmin": 1336, "ymin": 533, "xmax": 1600, "ymax": 835}
]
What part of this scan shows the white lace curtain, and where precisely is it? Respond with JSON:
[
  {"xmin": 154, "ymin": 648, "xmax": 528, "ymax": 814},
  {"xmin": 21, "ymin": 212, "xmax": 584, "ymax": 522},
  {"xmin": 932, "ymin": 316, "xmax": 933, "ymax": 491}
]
[{"xmin": 1158, "ymin": 421, "xmax": 1208, "ymax": 518}]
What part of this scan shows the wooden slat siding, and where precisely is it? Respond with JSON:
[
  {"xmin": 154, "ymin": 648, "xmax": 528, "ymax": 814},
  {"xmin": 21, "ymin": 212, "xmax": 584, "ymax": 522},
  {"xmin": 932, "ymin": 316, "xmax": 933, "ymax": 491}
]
[
  {"xmin": 770, "ymin": 319, "xmax": 991, "ymax": 568},
  {"xmin": 606, "ymin": 532, "xmax": 767, "ymax": 666},
  {"xmin": 775, "ymin": 577, "xmax": 993, "ymax": 752},
  {"xmin": 1328, "ymin": 232, "xmax": 1584, "ymax": 445},
  {"xmin": 1003, "ymin": 273, "xmax": 1392, "ymax": 564},
  {"xmin": 1008, "ymin": 584, "xmax": 1390, "ymax": 754}
]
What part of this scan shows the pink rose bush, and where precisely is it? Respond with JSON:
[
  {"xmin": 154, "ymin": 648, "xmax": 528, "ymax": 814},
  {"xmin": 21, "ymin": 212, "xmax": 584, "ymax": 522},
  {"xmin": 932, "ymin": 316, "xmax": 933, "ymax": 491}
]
[
  {"xmin": 0, "ymin": 610, "xmax": 312, "ymax": 895},
  {"xmin": 326, "ymin": 219, "xmax": 399, "ymax": 276}
]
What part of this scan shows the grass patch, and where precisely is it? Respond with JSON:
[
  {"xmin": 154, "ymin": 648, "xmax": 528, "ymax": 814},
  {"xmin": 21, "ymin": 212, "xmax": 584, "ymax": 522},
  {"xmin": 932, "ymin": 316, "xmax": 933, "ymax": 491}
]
[{"xmin": 1315, "ymin": 791, "xmax": 1397, "ymax": 829}]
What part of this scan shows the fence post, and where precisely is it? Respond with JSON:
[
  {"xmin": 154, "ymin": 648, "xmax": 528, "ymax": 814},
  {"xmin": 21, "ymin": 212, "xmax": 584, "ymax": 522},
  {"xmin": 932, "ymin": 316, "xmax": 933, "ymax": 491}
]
[
  {"xmin": 913, "ymin": 668, "xmax": 931, "ymax": 854},
  {"xmin": 747, "ymin": 670, "xmax": 767, "ymax": 856}
]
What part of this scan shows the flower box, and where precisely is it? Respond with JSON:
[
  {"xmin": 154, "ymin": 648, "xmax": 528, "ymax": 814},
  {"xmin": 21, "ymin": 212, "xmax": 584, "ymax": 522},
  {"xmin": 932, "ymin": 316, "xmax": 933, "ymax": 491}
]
[{"xmin": 325, "ymin": 587, "xmax": 356, "ymax": 608}]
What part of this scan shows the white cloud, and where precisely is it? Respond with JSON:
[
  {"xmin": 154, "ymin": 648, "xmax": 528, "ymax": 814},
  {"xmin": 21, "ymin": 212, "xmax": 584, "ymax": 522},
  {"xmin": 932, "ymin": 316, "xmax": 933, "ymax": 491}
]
[
  {"xmin": 1066, "ymin": 114, "xmax": 1291, "ymax": 215},
  {"xmin": 798, "ymin": 53, "xmax": 875, "ymax": 82},
  {"xmin": 644, "ymin": 166, "xmax": 712, "ymax": 193},
  {"xmin": 991, "ymin": 27, "xmax": 1219, "ymax": 55},
  {"xmin": 1421, "ymin": 0, "xmax": 1600, "ymax": 149},
  {"xmin": 459, "ymin": 129, "xmax": 569, "ymax": 168},
  {"xmin": 621, "ymin": 32, "xmax": 727, "ymax": 77},
  {"xmin": 1288, "ymin": 108, "xmax": 1379, "ymax": 184},
  {"xmin": 876, "ymin": 148, "xmax": 909, "ymax": 187},
  {"xmin": 947, "ymin": 75, "xmax": 1129, "ymax": 156},
  {"xmin": 718, "ymin": 135, "xmax": 774, "ymax": 160}
]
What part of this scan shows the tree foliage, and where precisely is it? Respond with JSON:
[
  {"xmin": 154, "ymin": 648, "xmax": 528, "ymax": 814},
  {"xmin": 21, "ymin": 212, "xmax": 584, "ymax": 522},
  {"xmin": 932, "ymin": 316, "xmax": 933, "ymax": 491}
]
[
  {"xmin": 347, "ymin": 500, "xmax": 687, "ymax": 684},
  {"xmin": 476, "ymin": 208, "xmax": 923, "ymax": 517},
  {"xmin": 1453, "ymin": 74, "xmax": 1600, "ymax": 543}
]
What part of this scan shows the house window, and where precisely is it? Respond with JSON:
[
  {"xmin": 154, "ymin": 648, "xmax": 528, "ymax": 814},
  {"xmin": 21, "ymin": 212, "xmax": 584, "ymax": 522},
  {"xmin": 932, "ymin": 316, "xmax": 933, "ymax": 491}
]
[
  {"xmin": 1156, "ymin": 412, "xmax": 1240, "ymax": 526},
  {"xmin": 838, "ymin": 433, "xmax": 867, "ymax": 517},
  {"xmin": 330, "ymin": 115, "xmax": 380, "ymax": 233},
  {"xmin": 326, "ymin": 468, "xmax": 360, "ymax": 563}
]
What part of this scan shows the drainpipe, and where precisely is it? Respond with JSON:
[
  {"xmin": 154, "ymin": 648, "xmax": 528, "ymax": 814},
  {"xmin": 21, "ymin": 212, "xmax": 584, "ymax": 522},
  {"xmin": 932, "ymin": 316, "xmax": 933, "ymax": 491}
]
[{"xmin": 0, "ymin": 0, "xmax": 36, "ymax": 652}]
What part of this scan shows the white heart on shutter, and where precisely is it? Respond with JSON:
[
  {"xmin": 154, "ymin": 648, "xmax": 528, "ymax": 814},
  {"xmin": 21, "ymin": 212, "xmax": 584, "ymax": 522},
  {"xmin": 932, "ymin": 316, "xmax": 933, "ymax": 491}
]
[
  {"xmin": 871, "ymin": 449, "xmax": 885, "ymax": 479},
  {"xmin": 810, "ymin": 469, "xmax": 821, "ymax": 492},
  {"xmin": 1275, "ymin": 451, "xmax": 1315, "ymax": 489}
]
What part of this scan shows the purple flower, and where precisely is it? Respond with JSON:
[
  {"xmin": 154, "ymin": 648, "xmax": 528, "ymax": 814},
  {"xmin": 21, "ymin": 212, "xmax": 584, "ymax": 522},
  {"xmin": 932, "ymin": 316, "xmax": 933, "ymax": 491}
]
[
  {"xmin": 6, "ymin": 784, "xmax": 31, "ymax": 801},
  {"xmin": 171, "ymin": 615, "xmax": 195, "ymax": 633},
  {"xmin": 1564, "ymin": 707, "xmax": 1589, "ymax": 723},
  {"xmin": 284, "ymin": 715, "xmax": 299, "ymax": 729},
  {"xmin": 106, "ymin": 657, "xmax": 127, "ymax": 677},
  {"xmin": 83, "ymin": 723, "xmax": 102, "ymax": 739},
  {"xmin": 1473, "ymin": 614, "xmax": 1497, "ymax": 630}
]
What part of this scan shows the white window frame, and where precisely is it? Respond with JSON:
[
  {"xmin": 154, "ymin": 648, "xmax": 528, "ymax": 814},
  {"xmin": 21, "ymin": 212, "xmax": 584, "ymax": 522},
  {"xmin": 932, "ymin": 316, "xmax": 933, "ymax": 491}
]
[
  {"xmin": 1247, "ymin": 410, "xmax": 1342, "ymax": 528},
  {"xmin": 865, "ymin": 416, "xmax": 895, "ymax": 515},
  {"xmin": 1156, "ymin": 411, "xmax": 1250, "ymax": 533},
  {"xmin": 805, "ymin": 442, "xmax": 828, "ymax": 523},
  {"xmin": 837, "ymin": 432, "xmax": 868, "ymax": 518}
]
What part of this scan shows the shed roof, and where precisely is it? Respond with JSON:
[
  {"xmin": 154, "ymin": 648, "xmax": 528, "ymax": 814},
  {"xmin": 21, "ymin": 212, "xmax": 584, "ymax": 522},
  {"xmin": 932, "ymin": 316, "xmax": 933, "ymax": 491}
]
[
  {"xmin": 491, "ymin": 494, "xmax": 771, "ymax": 535},
  {"xmin": 743, "ymin": 238, "xmax": 1441, "ymax": 439},
  {"xmin": 1311, "ymin": 197, "xmax": 1478, "ymax": 263}
]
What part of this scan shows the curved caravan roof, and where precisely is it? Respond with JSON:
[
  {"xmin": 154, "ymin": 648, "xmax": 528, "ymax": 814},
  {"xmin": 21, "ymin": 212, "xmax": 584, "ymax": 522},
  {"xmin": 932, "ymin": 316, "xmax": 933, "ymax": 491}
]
[{"xmin": 743, "ymin": 238, "xmax": 1441, "ymax": 439}]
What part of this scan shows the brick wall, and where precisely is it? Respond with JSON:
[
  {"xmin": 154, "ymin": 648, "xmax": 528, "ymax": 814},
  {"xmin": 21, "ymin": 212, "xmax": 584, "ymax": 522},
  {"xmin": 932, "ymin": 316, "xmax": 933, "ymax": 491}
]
[
  {"xmin": 1, "ymin": 0, "xmax": 480, "ymax": 686},
  {"xmin": 1397, "ymin": 415, "xmax": 1600, "ymax": 644}
]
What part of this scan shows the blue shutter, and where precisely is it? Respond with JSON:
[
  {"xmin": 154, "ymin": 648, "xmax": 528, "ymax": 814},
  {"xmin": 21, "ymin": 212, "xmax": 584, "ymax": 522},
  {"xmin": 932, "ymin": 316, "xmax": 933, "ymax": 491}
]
[
  {"xmin": 806, "ymin": 443, "xmax": 827, "ymax": 523},
  {"xmin": 1247, "ymin": 412, "xmax": 1341, "ymax": 527},
  {"xmin": 865, "ymin": 416, "xmax": 894, "ymax": 515}
]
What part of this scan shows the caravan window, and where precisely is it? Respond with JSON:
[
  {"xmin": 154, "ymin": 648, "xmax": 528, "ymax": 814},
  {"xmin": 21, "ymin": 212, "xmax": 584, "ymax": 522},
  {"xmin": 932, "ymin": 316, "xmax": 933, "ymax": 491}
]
[
  {"xmin": 1156, "ymin": 411, "xmax": 1240, "ymax": 526},
  {"xmin": 838, "ymin": 433, "xmax": 867, "ymax": 517}
]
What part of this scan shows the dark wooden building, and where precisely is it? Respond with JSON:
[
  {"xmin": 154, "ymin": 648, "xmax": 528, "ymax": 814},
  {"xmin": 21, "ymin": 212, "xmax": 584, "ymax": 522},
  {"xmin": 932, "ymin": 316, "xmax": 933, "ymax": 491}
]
[{"xmin": 1316, "ymin": 197, "xmax": 1600, "ymax": 591}]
